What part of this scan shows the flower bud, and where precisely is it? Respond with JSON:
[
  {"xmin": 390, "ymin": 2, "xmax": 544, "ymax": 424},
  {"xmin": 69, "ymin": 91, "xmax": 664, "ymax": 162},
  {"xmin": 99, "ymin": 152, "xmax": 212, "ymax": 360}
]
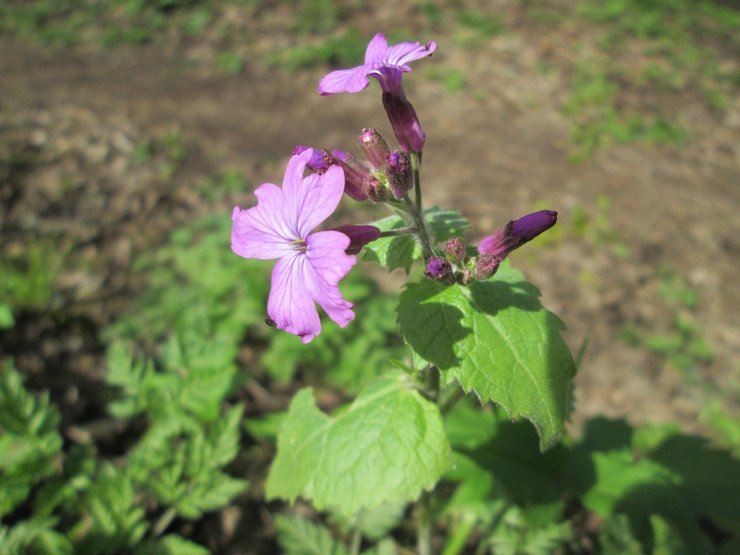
[
  {"xmin": 362, "ymin": 175, "xmax": 389, "ymax": 202},
  {"xmin": 382, "ymin": 92, "xmax": 426, "ymax": 153},
  {"xmin": 444, "ymin": 238, "xmax": 466, "ymax": 263},
  {"xmin": 293, "ymin": 145, "xmax": 332, "ymax": 173},
  {"xmin": 478, "ymin": 210, "xmax": 558, "ymax": 257},
  {"xmin": 325, "ymin": 149, "xmax": 369, "ymax": 201},
  {"xmin": 511, "ymin": 210, "xmax": 558, "ymax": 243},
  {"xmin": 475, "ymin": 254, "xmax": 503, "ymax": 281},
  {"xmin": 385, "ymin": 151, "xmax": 412, "ymax": 199},
  {"xmin": 357, "ymin": 128, "xmax": 390, "ymax": 170},
  {"xmin": 333, "ymin": 224, "xmax": 381, "ymax": 255},
  {"xmin": 425, "ymin": 256, "xmax": 454, "ymax": 284}
]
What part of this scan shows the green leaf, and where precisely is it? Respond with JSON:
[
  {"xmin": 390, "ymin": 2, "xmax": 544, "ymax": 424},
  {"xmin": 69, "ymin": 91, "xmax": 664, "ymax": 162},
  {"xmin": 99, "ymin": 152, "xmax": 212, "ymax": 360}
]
[
  {"xmin": 363, "ymin": 207, "xmax": 470, "ymax": 272},
  {"xmin": 361, "ymin": 539, "xmax": 398, "ymax": 555},
  {"xmin": 0, "ymin": 517, "xmax": 72, "ymax": 555},
  {"xmin": 398, "ymin": 262, "xmax": 576, "ymax": 450},
  {"xmin": 266, "ymin": 371, "xmax": 453, "ymax": 516},
  {"xmin": 0, "ymin": 304, "xmax": 13, "ymax": 329},
  {"xmin": 274, "ymin": 514, "xmax": 349, "ymax": 555},
  {"xmin": 135, "ymin": 535, "xmax": 210, "ymax": 555}
]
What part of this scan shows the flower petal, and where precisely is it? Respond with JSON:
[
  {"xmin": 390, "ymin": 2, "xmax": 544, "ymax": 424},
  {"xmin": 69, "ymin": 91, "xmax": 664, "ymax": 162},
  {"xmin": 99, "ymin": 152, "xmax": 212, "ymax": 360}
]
[
  {"xmin": 283, "ymin": 164, "xmax": 345, "ymax": 239},
  {"xmin": 386, "ymin": 40, "xmax": 437, "ymax": 67},
  {"xmin": 364, "ymin": 33, "xmax": 389, "ymax": 64},
  {"xmin": 305, "ymin": 230, "xmax": 356, "ymax": 327},
  {"xmin": 231, "ymin": 183, "xmax": 292, "ymax": 260},
  {"xmin": 267, "ymin": 252, "xmax": 321, "ymax": 343},
  {"xmin": 318, "ymin": 67, "xmax": 372, "ymax": 95}
]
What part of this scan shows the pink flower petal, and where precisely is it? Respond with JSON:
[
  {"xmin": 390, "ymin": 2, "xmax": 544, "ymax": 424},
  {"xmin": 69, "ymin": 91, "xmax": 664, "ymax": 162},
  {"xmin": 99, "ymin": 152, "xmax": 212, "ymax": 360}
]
[
  {"xmin": 305, "ymin": 231, "xmax": 356, "ymax": 328},
  {"xmin": 268, "ymin": 252, "xmax": 322, "ymax": 343},
  {"xmin": 283, "ymin": 164, "xmax": 345, "ymax": 239},
  {"xmin": 318, "ymin": 67, "xmax": 372, "ymax": 95},
  {"xmin": 385, "ymin": 40, "xmax": 437, "ymax": 67},
  {"xmin": 364, "ymin": 33, "xmax": 389, "ymax": 64},
  {"xmin": 231, "ymin": 184, "xmax": 293, "ymax": 260}
]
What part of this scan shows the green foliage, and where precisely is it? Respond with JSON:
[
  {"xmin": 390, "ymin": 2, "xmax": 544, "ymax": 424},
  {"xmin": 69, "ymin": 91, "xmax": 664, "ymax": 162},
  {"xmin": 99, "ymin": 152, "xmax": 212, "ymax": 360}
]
[
  {"xmin": 0, "ymin": 238, "xmax": 62, "ymax": 310},
  {"xmin": 566, "ymin": 417, "xmax": 740, "ymax": 553},
  {"xmin": 363, "ymin": 207, "xmax": 470, "ymax": 273},
  {"xmin": 275, "ymin": 514, "xmax": 349, "ymax": 555},
  {"xmin": 266, "ymin": 371, "xmax": 453, "ymax": 517},
  {"xmin": 105, "ymin": 213, "xmax": 271, "ymax": 346},
  {"xmin": 398, "ymin": 261, "xmax": 576, "ymax": 450},
  {"xmin": 261, "ymin": 274, "xmax": 404, "ymax": 393},
  {"xmin": 0, "ymin": 361, "xmax": 63, "ymax": 517}
]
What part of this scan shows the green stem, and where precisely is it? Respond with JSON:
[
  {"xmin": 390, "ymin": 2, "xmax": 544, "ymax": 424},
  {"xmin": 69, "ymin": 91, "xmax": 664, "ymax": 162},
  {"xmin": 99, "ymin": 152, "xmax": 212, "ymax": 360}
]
[
  {"xmin": 417, "ymin": 491, "xmax": 433, "ymax": 555},
  {"xmin": 378, "ymin": 226, "xmax": 416, "ymax": 238},
  {"xmin": 402, "ymin": 194, "xmax": 434, "ymax": 260},
  {"xmin": 439, "ymin": 384, "xmax": 467, "ymax": 415},
  {"xmin": 349, "ymin": 524, "xmax": 362, "ymax": 555},
  {"xmin": 411, "ymin": 152, "xmax": 422, "ymax": 211}
]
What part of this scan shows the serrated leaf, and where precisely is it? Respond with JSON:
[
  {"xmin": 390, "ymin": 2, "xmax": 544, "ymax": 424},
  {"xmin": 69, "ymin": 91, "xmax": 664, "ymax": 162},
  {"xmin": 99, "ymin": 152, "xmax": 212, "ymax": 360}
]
[
  {"xmin": 135, "ymin": 535, "xmax": 209, "ymax": 555},
  {"xmin": 274, "ymin": 514, "xmax": 349, "ymax": 555},
  {"xmin": 0, "ymin": 517, "xmax": 72, "ymax": 555},
  {"xmin": 398, "ymin": 262, "xmax": 576, "ymax": 450},
  {"xmin": 266, "ymin": 371, "xmax": 453, "ymax": 517},
  {"xmin": 363, "ymin": 207, "xmax": 470, "ymax": 272}
]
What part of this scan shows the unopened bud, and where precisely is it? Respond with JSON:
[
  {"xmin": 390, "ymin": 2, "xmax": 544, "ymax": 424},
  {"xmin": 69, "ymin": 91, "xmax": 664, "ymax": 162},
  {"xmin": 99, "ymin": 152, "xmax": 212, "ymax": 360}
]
[
  {"xmin": 425, "ymin": 256, "xmax": 454, "ymax": 284},
  {"xmin": 456, "ymin": 268, "xmax": 474, "ymax": 286},
  {"xmin": 445, "ymin": 238, "xmax": 466, "ymax": 263},
  {"xmin": 362, "ymin": 176, "xmax": 389, "ymax": 202},
  {"xmin": 294, "ymin": 145, "xmax": 332, "ymax": 173},
  {"xmin": 385, "ymin": 151, "xmax": 412, "ymax": 199},
  {"xmin": 511, "ymin": 210, "xmax": 558, "ymax": 243},
  {"xmin": 475, "ymin": 254, "xmax": 502, "ymax": 281},
  {"xmin": 382, "ymin": 92, "xmax": 426, "ymax": 153},
  {"xmin": 326, "ymin": 149, "xmax": 370, "ymax": 201},
  {"xmin": 358, "ymin": 128, "xmax": 390, "ymax": 170},
  {"xmin": 333, "ymin": 224, "xmax": 381, "ymax": 255}
]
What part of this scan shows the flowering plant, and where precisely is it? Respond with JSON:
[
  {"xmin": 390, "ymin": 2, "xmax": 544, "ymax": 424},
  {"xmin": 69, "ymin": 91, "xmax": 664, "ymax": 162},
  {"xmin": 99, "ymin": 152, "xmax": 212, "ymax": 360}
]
[{"xmin": 231, "ymin": 33, "xmax": 576, "ymax": 554}]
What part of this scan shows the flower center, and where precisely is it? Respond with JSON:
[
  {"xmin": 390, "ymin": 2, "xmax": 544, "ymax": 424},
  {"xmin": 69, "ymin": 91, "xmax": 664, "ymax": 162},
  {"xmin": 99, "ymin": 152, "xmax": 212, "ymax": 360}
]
[{"xmin": 290, "ymin": 238, "xmax": 307, "ymax": 252}]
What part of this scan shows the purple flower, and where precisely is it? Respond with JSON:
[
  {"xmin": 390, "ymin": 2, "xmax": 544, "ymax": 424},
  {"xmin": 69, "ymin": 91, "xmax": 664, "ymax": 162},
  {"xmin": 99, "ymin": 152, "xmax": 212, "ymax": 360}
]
[
  {"xmin": 231, "ymin": 149, "xmax": 356, "ymax": 343},
  {"xmin": 318, "ymin": 33, "xmax": 436, "ymax": 152},
  {"xmin": 318, "ymin": 33, "xmax": 437, "ymax": 97}
]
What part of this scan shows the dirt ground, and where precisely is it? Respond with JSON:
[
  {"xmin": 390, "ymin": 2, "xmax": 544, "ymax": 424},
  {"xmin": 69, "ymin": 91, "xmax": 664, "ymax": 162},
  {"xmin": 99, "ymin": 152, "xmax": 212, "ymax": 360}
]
[{"xmin": 1, "ymin": 4, "xmax": 738, "ymax": 441}]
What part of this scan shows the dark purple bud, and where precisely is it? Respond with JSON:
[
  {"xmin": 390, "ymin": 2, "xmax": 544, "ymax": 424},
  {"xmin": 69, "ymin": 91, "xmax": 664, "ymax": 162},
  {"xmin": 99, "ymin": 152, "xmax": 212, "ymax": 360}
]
[
  {"xmin": 475, "ymin": 254, "xmax": 503, "ymax": 281},
  {"xmin": 385, "ymin": 151, "xmax": 412, "ymax": 199},
  {"xmin": 358, "ymin": 128, "xmax": 390, "ymax": 170},
  {"xmin": 361, "ymin": 175, "xmax": 389, "ymax": 202},
  {"xmin": 425, "ymin": 256, "xmax": 454, "ymax": 284},
  {"xmin": 324, "ymin": 149, "xmax": 369, "ymax": 201},
  {"xmin": 294, "ymin": 145, "xmax": 332, "ymax": 173},
  {"xmin": 478, "ymin": 210, "xmax": 557, "ymax": 257},
  {"xmin": 445, "ymin": 238, "xmax": 466, "ymax": 263},
  {"xmin": 511, "ymin": 210, "xmax": 558, "ymax": 242},
  {"xmin": 382, "ymin": 92, "xmax": 426, "ymax": 153},
  {"xmin": 333, "ymin": 224, "xmax": 381, "ymax": 255}
]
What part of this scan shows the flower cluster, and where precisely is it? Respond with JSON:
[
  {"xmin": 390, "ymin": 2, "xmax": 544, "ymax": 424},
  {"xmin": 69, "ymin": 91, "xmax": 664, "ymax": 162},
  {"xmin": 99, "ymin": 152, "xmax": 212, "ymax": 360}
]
[{"xmin": 232, "ymin": 33, "xmax": 558, "ymax": 342}]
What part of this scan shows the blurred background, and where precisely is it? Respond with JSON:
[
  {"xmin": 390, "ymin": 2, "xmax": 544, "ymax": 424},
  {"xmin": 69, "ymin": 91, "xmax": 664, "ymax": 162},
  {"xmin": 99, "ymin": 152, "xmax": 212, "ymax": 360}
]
[{"xmin": 0, "ymin": 0, "xmax": 738, "ymax": 552}]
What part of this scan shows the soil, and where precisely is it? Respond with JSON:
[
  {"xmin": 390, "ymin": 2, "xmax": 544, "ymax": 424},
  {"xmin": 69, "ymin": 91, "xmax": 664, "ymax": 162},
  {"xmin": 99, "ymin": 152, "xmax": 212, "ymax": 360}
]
[{"xmin": 0, "ymin": 3, "xmax": 738, "ymax": 552}]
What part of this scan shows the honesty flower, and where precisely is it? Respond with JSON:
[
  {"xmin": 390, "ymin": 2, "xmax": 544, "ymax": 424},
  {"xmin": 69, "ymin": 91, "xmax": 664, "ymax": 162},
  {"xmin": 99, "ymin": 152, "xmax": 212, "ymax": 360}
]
[
  {"xmin": 318, "ymin": 32, "xmax": 436, "ymax": 152},
  {"xmin": 231, "ymin": 149, "xmax": 356, "ymax": 343},
  {"xmin": 318, "ymin": 33, "xmax": 437, "ymax": 97}
]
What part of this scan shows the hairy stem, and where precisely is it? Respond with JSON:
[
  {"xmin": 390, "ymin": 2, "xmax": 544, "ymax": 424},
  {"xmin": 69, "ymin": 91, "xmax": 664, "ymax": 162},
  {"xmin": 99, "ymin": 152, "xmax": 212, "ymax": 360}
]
[
  {"xmin": 378, "ymin": 226, "xmax": 417, "ymax": 238},
  {"xmin": 402, "ymin": 194, "xmax": 434, "ymax": 260},
  {"xmin": 411, "ymin": 151, "xmax": 422, "ymax": 211},
  {"xmin": 417, "ymin": 491, "xmax": 433, "ymax": 555}
]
